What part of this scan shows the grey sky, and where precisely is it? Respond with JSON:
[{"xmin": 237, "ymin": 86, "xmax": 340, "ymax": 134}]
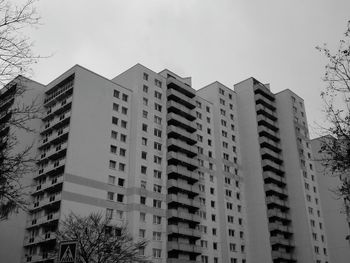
[{"xmin": 27, "ymin": 0, "xmax": 350, "ymax": 138}]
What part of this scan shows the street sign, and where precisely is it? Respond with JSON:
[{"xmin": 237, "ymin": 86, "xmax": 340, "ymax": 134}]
[{"xmin": 58, "ymin": 240, "xmax": 78, "ymax": 263}]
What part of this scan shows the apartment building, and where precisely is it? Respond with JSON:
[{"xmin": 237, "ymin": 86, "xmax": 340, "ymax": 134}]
[{"xmin": 0, "ymin": 64, "xmax": 332, "ymax": 263}]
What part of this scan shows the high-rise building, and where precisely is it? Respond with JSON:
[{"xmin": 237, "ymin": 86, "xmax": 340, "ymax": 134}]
[{"xmin": 0, "ymin": 64, "xmax": 333, "ymax": 263}]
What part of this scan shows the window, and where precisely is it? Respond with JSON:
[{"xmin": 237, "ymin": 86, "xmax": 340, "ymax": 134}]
[
  {"xmin": 228, "ymin": 216, "xmax": 234, "ymax": 223},
  {"xmin": 196, "ymin": 101, "xmax": 202, "ymax": 108},
  {"xmin": 211, "ymin": 200, "xmax": 215, "ymax": 208},
  {"xmin": 118, "ymin": 178, "xmax": 125, "ymax": 187},
  {"xmin": 111, "ymin": 130, "xmax": 117, "ymax": 139},
  {"xmin": 121, "ymin": 120, "xmax": 127, "ymax": 128},
  {"xmin": 154, "ymin": 155, "xmax": 162, "ymax": 164},
  {"xmin": 219, "ymin": 88, "xmax": 224, "ymax": 95},
  {"xmin": 154, "ymin": 91, "xmax": 162, "ymax": 99},
  {"xmin": 206, "ymin": 106, "xmax": 210, "ymax": 113},
  {"xmin": 121, "ymin": 107, "xmax": 128, "ymax": 115},
  {"xmin": 142, "ymin": 137, "xmax": 147, "ymax": 146},
  {"xmin": 220, "ymin": 98, "xmax": 225, "ymax": 105},
  {"xmin": 122, "ymin": 93, "xmax": 128, "ymax": 102},
  {"xmin": 120, "ymin": 134, "xmax": 127, "ymax": 142},
  {"xmin": 106, "ymin": 208, "xmax": 113, "ymax": 219},
  {"xmin": 230, "ymin": 243, "xmax": 236, "ymax": 252},
  {"xmin": 153, "ymin": 199, "xmax": 161, "ymax": 208},
  {"xmin": 141, "ymin": 151, "xmax": 147, "ymax": 160},
  {"xmin": 109, "ymin": 160, "xmax": 116, "ymax": 169},
  {"xmin": 108, "ymin": 175, "xmax": 115, "ymax": 185},
  {"xmin": 119, "ymin": 148, "xmax": 126, "ymax": 156},
  {"xmin": 139, "ymin": 229, "xmax": 146, "ymax": 238},
  {"xmin": 142, "ymin": 110, "xmax": 148, "ymax": 118},
  {"xmin": 140, "ymin": 196, "xmax": 146, "ymax": 205},
  {"xmin": 143, "ymin": 73, "xmax": 148, "ymax": 81},
  {"xmin": 107, "ymin": 192, "xmax": 114, "ymax": 201},
  {"xmin": 140, "ymin": 212, "xmax": 146, "ymax": 222},
  {"xmin": 113, "ymin": 90, "xmax": 120, "ymax": 98},
  {"xmin": 153, "ymin": 184, "xmax": 161, "ymax": 193},
  {"xmin": 142, "ymin": 123, "xmax": 148, "ymax": 132},
  {"xmin": 143, "ymin": 97, "xmax": 148, "ymax": 106},
  {"xmin": 154, "ymin": 142, "xmax": 162, "ymax": 151},
  {"xmin": 153, "ymin": 231, "xmax": 161, "ymax": 241},
  {"xmin": 153, "ymin": 248, "xmax": 161, "ymax": 258},
  {"xmin": 155, "ymin": 103, "xmax": 162, "ymax": 112},
  {"xmin": 154, "ymin": 128, "xmax": 162, "ymax": 137},
  {"xmin": 119, "ymin": 163, "xmax": 125, "ymax": 171},
  {"xmin": 143, "ymin": 85, "xmax": 148, "ymax": 93},
  {"xmin": 155, "ymin": 79, "xmax": 162, "ymax": 88},
  {"xmin": 113, "ymin": 103, "xmax": 119, "ymax": 111},
  {"xmin": 154, "ymin": 170, "xmax": 161, "ymax": 179},
  {"xmin": 141, "ymin": 180, "xmax": 146, "ymax": 189},
  {"xmin": 117, "ymin": 194, "xmax": 124, "ymax": 202},
  {"xmin": 112, "ymin": 117, "xmax": 118, "ymax": 125},
  {"xmin": 213, "ymin": 242, "xmax": 217, "ymax": 250},
  {"xmin": 141, "ymin": 166, "xmax": 147, "ymax": 174},
  {"xmin": 196, "ymin": 112, "xmax": 202, "ymax": 119},
  {"xmin": 154, "ymin": 115, "xmax": 162, "ymax": 124},
  {"xmin": 110, "ymin": 145, "xmax": 117, "ymax": 154},
  {"xmin": 212, "ymin": 228, "xmax": 217, "ymax": 235},
  {"xmin": 210, "ymin": 187, "xmax": 214, "ymax": 194},
  {"xmin": 153, "ymin": 215, "xmax": 161, "ymax": 224}
]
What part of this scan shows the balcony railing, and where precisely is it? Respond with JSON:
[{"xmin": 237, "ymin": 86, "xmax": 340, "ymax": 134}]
[
  {"xmin": 167, "ymin": 113, "xmax": 196, "ymax": 133},
  {"xmin": 167, "ymin": 126, "xmax": 197, "ymax": 145},
  {"xmin": 167, "ymin": 101, "xmax": 196, "ymax": 121},
  {"xmin": 167, "ymin": 209, "xmax": 201, "ymax": 223},
  {"xmin": 167, "ymin": 194, "xmax": 200, "ymax": 210},
  {"xmin": 167, "ymin": 179, "xmax": 199, "ymax": 196},
  {"xmin": 167, "ymin": 241, "xmax": 201, "ymax": 254},
  {"xmin": 26, "ymin": 212, "xmax": 60, "ymax": 228},
  {"xmin": 167, "ymin": 138, "xmax": 197, "ymax": 157},
  {"xmin": 167, "ymin": 152, "xmax": 198, "ymax": 171},
  {"xmin": 167, "ymin": 89, "xmax": 196, "ymax": 109},
  {"xmin": 167, "ymin": 76, "xmax": 196, "ymax": 98},
  {"xmin": 42, "ymin": 95, "xmax": 73, "ymax": 121},
  {"xmin": 167, "ymin": 165, "xmax": 199, "ymax": 183},
  {"xmin": 32, "ymin": 175, "xmax": 63, "ymax": 195}
]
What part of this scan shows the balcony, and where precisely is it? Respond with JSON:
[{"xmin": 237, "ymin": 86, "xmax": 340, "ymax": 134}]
[
  {"xmin": 168, "ymin": 138, "xmax": 197, "ymax": 157},
  {"xmin": 255, "ymin": 93, "xmax": 276, "ymax": 111},
  {"xmin": 260, "ymin": 137, "xmax": 282, "ymax": 153},
  {"xmin": 168, "ymin": 225, "xmax": 201, "ymax": 240},
  {"xmin": 167, "ymin": 209, "xmax": 201, "ymax": 224},
  {"xmin": 38, "ymin": 142, "xmax": 68, "ymax": 163},
  {"xmin": 270, "ymin": 236, "xmax": 294, "ymax": 249},
  {"xmin": 262, "ymin": 159, "xmax": 284, "ymax": 176},
  {"xmin": 167, "ymin": 194, "xmax": 200, "ymax": 210},
  {"xmin": 167, "ymin": 89, "xmax": 196, "ymax": 109},
  {"xmin": 37, "ymin": 158, "xmax": 66, "ymax": 178},
  {"xmin": 254, "ymin": 84, "xmax": 275, "ymax": 102},
  {"xmin": 40, "ymin": 111, "xmax": 71, "ymax": 135},
  {"xmin": 261, "ymin": 149, "xmax": 283, "ymax": 165},
  {"xmin": 269, "ymin": 223, "xmax": 293, "ymax": 236},
  {"xmin": 167, "ymin": 101, "xmax": 196, "ymax": 121},
  {"xmin": 38, "ymin": 126, "xmax": 70, "ymax": 149},
  {"xmin": 42, "ymin": 96, "xmax": 73, "ymax": 121},
  {"xmin": 44, "ymin": 79, "xmax": 74, "ymax": 106},
  {"xmin": 0, "ymin": 111, "xmax": 11, "ymax": 124},
  {"xmin": 168, "ymin": 241, "xmax": 201, "ymax": 255},
  {"xmin": 263, "ymin": 172, "xmax": 286, "ymax": 187},
  {"xmin": 256, "ymin": 104, "xmax": 277, "ymax": 122},
  {"xmin": 167, "ymin": 126, "xmax": 196, "ymax": 145},
  {"xmin": 30, "ymin": 193, "xmax": 62, "ymax": 212},
  {"xmin": 32, "ymin": 175, "xmax": 63, "ymax": 195},
  {"xmin": 257, "ymin": 115, "xmax": 279, "ymax": 132},
  {"xmin": 258, "ymin": 126, "xmax": 280, "ymax": 142},
  {"xmin": 25, "ymin": 254, "xmax": 56, "ymax": 263},
  {"xmin": 271, "ymin": 251, "xmax": 296, "ymax": 262},
  {"xmin": 168, "ymin": 259, "xmax": 200, "ymax": 263},
  {"xmin": 24, "ymin": 232, "xmax": 56, "ymax": 247},
  {"xmin": 26, "ymin": 212, "xmax": 60, "ymax": 229},
  {"xmin": 267, "ymin": 209, "xmax": 291, "ymax": 223},
  {"xmin": 167, "ymin": 165, "xmax": 199, "ymax": 183},
  {"xmin": 167, "ymin": 76, "xmax": 196, "ymax": 98},
  {"xmin": 265, "ymin": 184, "xmax": 288, "ymax": 199},
  {"xmin": 167, "ymin": 152, "xmax": 198, "ymax": 171},
  {"xmin": 0, "ymin": 96, "xmax": 14, "ymax": 112},
  {"xmin": 167, "ymin": 179, "xmax": 199, "ymax": 197},
  {"xmin": 167, "ymin": 113, "xmax": 196, "ymax": 133},
  {"xmin": 266, "ymin": 196, "xmax": 289, "ymax": 211}
]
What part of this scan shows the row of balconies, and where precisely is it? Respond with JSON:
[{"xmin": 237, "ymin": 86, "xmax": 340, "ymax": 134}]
[
  {"xmin": 167, "ymin": 113, "xmax": 196, "ymax": 133},
  {"xmin": 270, "ymin": 236, "xmax": 295, "ymax": 249},
  {"xmin": 257, "ymin": 115, "xmax": 279, "ymax": 132},
  {"xmin": 261, "ymin": 148, "xmax": 283, "ymax": 165},
  {"xmin": 32, "ymin": 175, "xmax": 63, "ymax": 196},
  {"xmin": 262, "ymin": 159, "xmax": 284, "ymax": 175},
  {"xmin": 167, "ymin": 152, "xmax": 198, "ymax": 171},
  {"xmin": 42, "ymin": 95, "xmax": 73, "ymax": 121},
  {"xmin": 167, "ymin": 100, "xmax": 196, "ymax": 121},
  {"xmin": 44, "ymin": 80, "xmax": 73, "ymax": 106},
  {"xmin": 30, "ymin": 193, "xmax": 61, "ymax": 212},
  {"xmin": 167, "ymin": 179, "xmax": 199, "ymax": 197},
  {"xmin": 263, "ymin": 172, "xmax": 286, "ymax": 187},
  {"xmin": 37, "ymin": 158, "xmax": 65, "ymax": 178},
  {"xmin": 269, "ymin": 223, "xmax": 292, "ymax": 235},
  {"xmin": 260, "ymin": 137, "xmax": 282, "ymax": 153},
  {"xmin": 26, "ymin": 212, "xmax": 60, "ymax": 229},
  {"xmin": 168, "ymin": 225, "xmax": 201, "ymax": 240},
  {"xmin": 38, "ymin": 125, "xmax": 69, "ymax": 149},
  {"xmin": 167, "ymin": 241, "xmax": 201, "ymax": 255},
  {"xmin": 266, "ymin": 196, "xmax": 289, "ymax": 211},
  {"xmin": 40, "ymin": 111, "xmax": 71, "ymax": 135},
  {"xmin": 267, "ymin": 209, "xmax": 291, "ymax": 223},
  {"xmin": 167, "ymin": 194, "xmax": 200, "ymax": 210},
  {"xmin": 167, "ymin": 88, "xmax": 196, "ymax": 110},
  {"xmin": 167, "ymin": 126, "xmax": 196, "ymax": 145},
  {"xmin": 38, "ymin": 142, "xmax": 68, "ymax": 163},
  {"xmin": 167, "ymin": 165, "xmax": 199, "ymax": 183},
  {"xmin": 255, "ymin": 93, "xmax": 276, "ymax": 111},
  {"xmin": 167, "ymin": 209, "xmax": 201, "ymax": 224},
  {"xmin": 167, "ymin": 138, "xmax": 197, "ymax": 158},
  {"xmin": 24, "ymin": 231, "xmax": 56, "ymax": 247},
  {"xmin": 265, "ymin": 184, "xmax": 288, "ymax": 199},
  {"xmin": 258, "ymin": 126, "xmax": 280, "ymax": 142},
  {"xmin": 256, "ymin": 105, "xmax": 278, "ymax": 122},
  {"xmin": 167, "ymin": 76, "xmax": 196, "ymax": 99}
]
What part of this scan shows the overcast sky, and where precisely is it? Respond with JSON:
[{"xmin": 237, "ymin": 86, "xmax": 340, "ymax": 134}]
[{"xmin": 26, "ymin": 0, "xmax": 350, "ymax": 138}]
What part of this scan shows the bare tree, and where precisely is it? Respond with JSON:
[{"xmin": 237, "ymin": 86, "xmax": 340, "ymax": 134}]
[
  {"xmin": 316, "ymin": 20, "xmax": 350, "ymax": 201},
  {"xmin": 55, "ymin": 212, "xmax": 151, "ymax": 263},
  {"xmin": 0, "ymin": 0, "xmax": 42, "ymax": 220}
]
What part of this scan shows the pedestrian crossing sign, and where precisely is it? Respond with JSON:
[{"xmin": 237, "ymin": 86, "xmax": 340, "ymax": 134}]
[{"xmin": 58, "ymin": 241, "xmax": 77, "ymax": 263}]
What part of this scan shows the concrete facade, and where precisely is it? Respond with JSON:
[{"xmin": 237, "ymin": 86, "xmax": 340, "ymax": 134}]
[{"xmin": 0, "ymin": 64, "xmax": 336, "ymax": 263}]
